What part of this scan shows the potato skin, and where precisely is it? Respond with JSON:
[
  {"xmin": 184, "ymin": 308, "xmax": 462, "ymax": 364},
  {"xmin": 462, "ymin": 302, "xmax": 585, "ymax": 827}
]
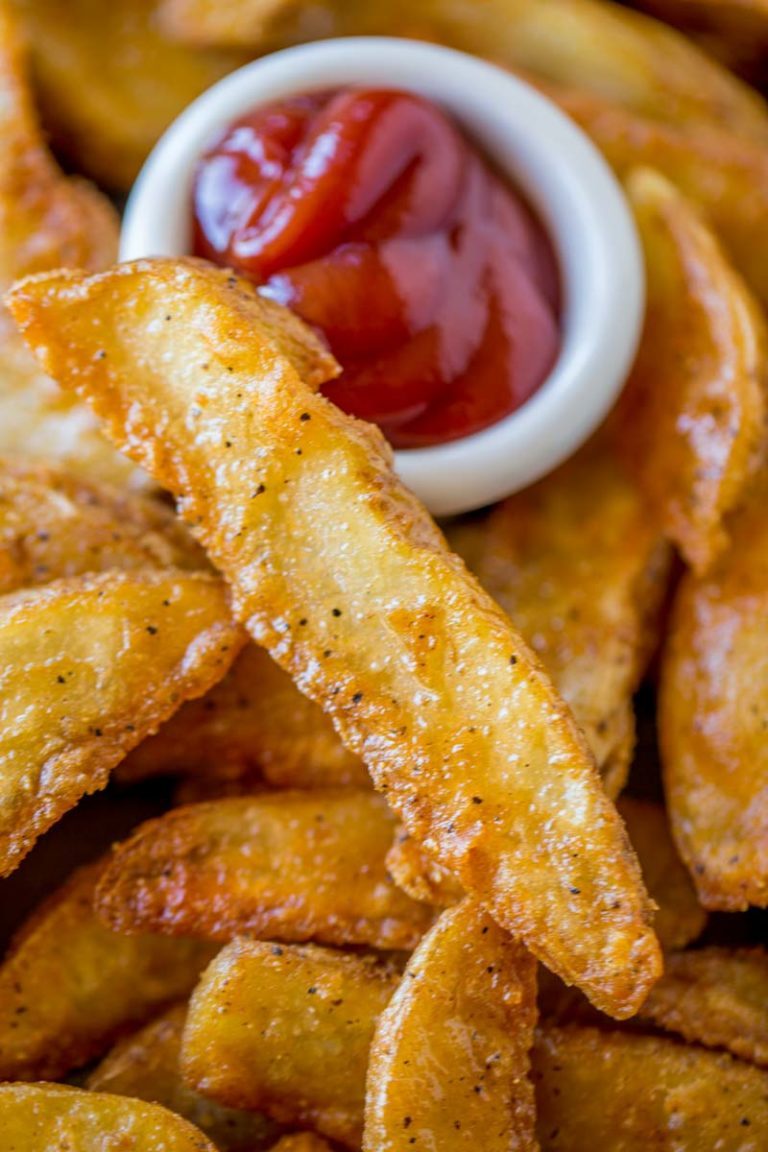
[
  {"xmin": 89, "ymin": 1003, "xmax": 282, "ymax": 1151},
  {"xmin": 660, "ymin": 481, "xmax": 768, "ymax": 909},
  {"xmin": 0, "ymin": 1083, "xmax": 218, "ymax": 1152},
  {"xmin": 364, "ymin": 898, "xmax": 538, "ymax": 1152},
  {"xmin": 7, "ymin": 258, "xmax": 661, "ymax": 1018},
  {"xmin": 615, "ymin": 168, "xmax": 768, "ymax": 573},
  {"xmin": 638, "ymin": 947, "xmax": 768, "ymax": 1067},
  {"xmin": 119, "ymin": 642, "xmax": 368, "ymax": 790},
  {"xmin": 532, "ymin": 1024, "xmax": 768, "ymax": 1149},
  {"xmin": 182, "ymin": 939, "xmax": 400, "ymax": 1148},
  {"xmin": 0, "ymin": 568, "xmax": 244, "ymax": 875},
  {"xmin": 96, "ymin": 790, "xmax": 433, "ymax": 949},
  {"xmin": 0, "ymin": 860, "xmax": 215, "ymax": 1081}
]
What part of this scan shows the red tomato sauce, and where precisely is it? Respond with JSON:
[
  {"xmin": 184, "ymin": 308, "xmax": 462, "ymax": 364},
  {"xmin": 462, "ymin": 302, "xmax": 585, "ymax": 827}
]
[{"xmin": 193, "ymin": 88, "xmax": 561, "ymax": 447}]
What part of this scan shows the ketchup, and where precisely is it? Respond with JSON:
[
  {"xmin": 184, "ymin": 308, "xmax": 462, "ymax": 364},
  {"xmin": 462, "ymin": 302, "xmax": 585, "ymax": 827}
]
[{"xmin": 193, "ymin": 89, "xmax": 560, "ymax": 447}]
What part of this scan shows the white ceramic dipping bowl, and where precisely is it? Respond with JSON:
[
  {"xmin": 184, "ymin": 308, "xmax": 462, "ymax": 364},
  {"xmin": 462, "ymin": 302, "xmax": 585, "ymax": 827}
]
[{"xmin": 121, "ymin": 36, "xmax": 644, "ymax": 517}]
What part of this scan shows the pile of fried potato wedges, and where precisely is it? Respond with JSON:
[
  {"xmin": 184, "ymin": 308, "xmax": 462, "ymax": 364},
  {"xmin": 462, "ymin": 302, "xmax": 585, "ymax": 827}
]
[{"xmin": 1, "ymin": 0, "xmax": 768, "ymax": 1148}]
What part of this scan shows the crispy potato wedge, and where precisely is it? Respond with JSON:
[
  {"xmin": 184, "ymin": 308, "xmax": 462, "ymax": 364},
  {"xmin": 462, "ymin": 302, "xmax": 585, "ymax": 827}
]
[
  {"xmin": 638, "ymin": 947, "xmax": 768, "ymax": 1068},
  {"xmin": 415, "ymin": 0, "xmax": 768, "ymax": 142},
  {"xmin": 389, "ymin": 798, "xmax": 707, "ymax": 953},
  {"xmin": 364, "ymin": 898, "xmax": 537, "ymax": 1151},
  {"xmin": 617, "ymin": 798, "xmax": 706, "ymax": 951},
  {"xmin": 8, "ymin": 259, "xmax": 660, "ymax": 1018},
  {"xmin": 0, "ymin": 859, "xmax": 214, "ymax": 1080},
  {"xmin": 0, "ymin": 3, "xmax": 117, "ymax": 285},
  {"xmin": 448, "ymin": 431, "xmax": 671, "ymax": 796},
  {"xmin": 660, "ymin": 481, "xmax": 768, "ymax": 909},
  {"xmin": 614, "ymin": 169, "xmax": 768, "ymax": 573},
  {"xmin": 88, "ymin": 1003, "xmax": 282, "ymax": 1150},
  {"xmin": 0, "ymin": 460, "xmax": 204, "ymax": 594},
  {"xmin": 0, "ymin": 1083, "xmax": 218, "ymax": 1152},
  {"xmin": 96, "ymin": 790, "xmax": 432, "ymax": 948},
  {"xmin": 549, "ymin": 82, "xmax": 768, "ymax": 310},
  {"xmin": 0, "ymin": 1, "xmax": 146, "ymax": 488},
  {"xmin": 8, "ymin": 0, "xmax": 249, "ymax": 191},
  {"xmin": 0, "ymin": 568, "xmax": 243, "ymax": 874},
  {"xmin": 532, "ymin": 1024, "xmax": 768, "ymax": 1148},
  {"xmin": 153, "ymin": 0, "xmax": 768, "ymax": 144},
  {"xmin": 119, "ymin": 642, "xmax": 369, "ymax": 790},
  {"xmin": 182, "ymin": 939, "xmax": 400, "ymax": 1148}
]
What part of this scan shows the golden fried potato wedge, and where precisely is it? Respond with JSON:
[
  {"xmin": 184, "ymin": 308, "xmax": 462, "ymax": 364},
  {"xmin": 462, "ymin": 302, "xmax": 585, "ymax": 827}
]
[
  {"xmin": 8, "ymin": 0, "xmax": 249, "ymax": 191},
  {"xmin": 615, "ymin": 169, "xmax": 768, "ymax": 573},
  {"xmin": 88, "ymin": 1002, "xmax": 282, "ymax": 1151},
  {"xmin": 449, "ymin": 431, "xmax": 671, "ymax": 796},
  {"xmin": 8, "ymin": 259, "xmax": 660, "ymax": 1018},
  {"xmin": 0, "ymin": 568, "xmax": 243, "ymax": 874},
  {"xmin": 0, "ymin": 460, "xmax": 204, "ymax": 594},
  {"xmin": 0, "ymin": 3, "xmax": 116, "ymax": 287},
  {"xmin": 0, "ymin": 859, "xmax": 214, "ymax": 1080},
  {"xmin": 549, "ymin": 82, "xmax": 768, "ymax": 310},
  {"xmin": 389, "ymin": 797, "xmax": 707, "ymax": 953},
  {"xmin": 96, "ymin": 790, "xmax": 432, "ymax": 948},
  {"xmin": 390, "ymin": 801, "xmax": 705, "ymax": 947},
  {"xmin": 182, "ymin": 939, "xmax": 400, "ymax": 1148},
  {"xmin": 638, "ymin": 947, "xmax": 768, "ymax": 1068},
  {"xmin": 0, "ymin": 1083, "xmax": 218, "ymax": 1152},
  {"xmin": 153, "ymin": 0, "xmax": 768, "ymax": 144},
  {"xmin": 416, "ymin": 0, "xmax": 768, "ymax": 143},
  {"xmin": 364, "ymin": 898, "xmax": 537, "ymax": 1152},
  {"xmin": 0, "ymin": 1, "xmax": 145, "ymax": 488},
  {"xmin": 660, "ymin": 482, "xmax": 768, "ymax": 909},
  {"xmin": 532, "ymin": 1024, "xmax": 768, "ymax": 1148},
  {"xmin": 119, "ymin": 643, "xmax": 369, "ymax": 789},
  {"xmin": 617, "ymin": 797, "xmax": 706, "ymax": 951}
]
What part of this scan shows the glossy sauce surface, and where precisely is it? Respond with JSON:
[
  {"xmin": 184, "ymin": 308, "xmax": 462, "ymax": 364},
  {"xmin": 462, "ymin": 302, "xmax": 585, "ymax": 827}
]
[{"xmin": 194, "ymin": 88, "xmax": 561, "ymax": 446}]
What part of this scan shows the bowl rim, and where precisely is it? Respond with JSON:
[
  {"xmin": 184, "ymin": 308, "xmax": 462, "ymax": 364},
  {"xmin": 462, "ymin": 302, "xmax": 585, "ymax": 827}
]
[{"xmin": 120, "ymin": 35, "xmax": 644, "ymax": 516}]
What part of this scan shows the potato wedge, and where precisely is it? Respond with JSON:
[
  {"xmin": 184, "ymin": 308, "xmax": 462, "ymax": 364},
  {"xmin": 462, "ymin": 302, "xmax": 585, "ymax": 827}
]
[
  {"xmin": 119, "ymin": 642, "xmax": 369, "ymax": 789},
  {"xmin": 96, "ymin": 790, "xmax": 432, "ymax": 948},
  {"xmin": 659, "ymin": 481, "xmax": 768, "ymax": 909},
  {"xmin": 0, "ymin": 1, "xmax": 145, "ymax": 488},
  {"xmin": 548, "ymin": 82, "xmax": 768, "ymax": 310},
  {"xmin": 153, "ymin": 0, "xmax": 768, "ymax": 145},
  {"xmin": 8, "ymin": 259, "xmax": 660, "ymax": 1018},
  {"xmin": 364, "ymin": 898, "xmax": 537, "ymax": 1151},
  {"xmin": 638, "ymin": 947, "xmax": 768, "ymax": 1068},
  {"xmin": 415, "ymin": 0, "xmax": 768, "ymax": 143},
  {"xmin": 389, "ymin": 798, "xmax": 707, "ymax": 953},
  {"xmin": 448, "ymin": 431, "xmax": 671, "ymax": 796},
  {"xmin": 182, "ymin": 939, "xmax": 400, "ymax": 1148},
  {"xmin": 0, "ymin": 568, "xmax": 243, "ymax": 874},
  {"xmin": 532, "ymin": 1024, "xmax": 768, "ymax": 1148},
  {"xmin": 0, "ymin": 460, "xmax": 204, "ymax": 594},
  {"xmin": 614, "ymin": 169, "xmax": 768, "ymax": 573},
  {"xmin": 617, "ymin": 797, "xmax": 706, "ymax": 951},
  {"xmin": 88, "ymin": 1002, "xmax": 282, "ymax": 1150},
  {"xmin": 8, "ymin": 0, "xmax": 249, "ymax": 191},
  {"xmin": 0, "ymin": 1083, "xmax": 218, "ymax": 1152},
  {"xmin": 0, "ymin": 859, "xmax": 214, "ymax": 1080}
]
